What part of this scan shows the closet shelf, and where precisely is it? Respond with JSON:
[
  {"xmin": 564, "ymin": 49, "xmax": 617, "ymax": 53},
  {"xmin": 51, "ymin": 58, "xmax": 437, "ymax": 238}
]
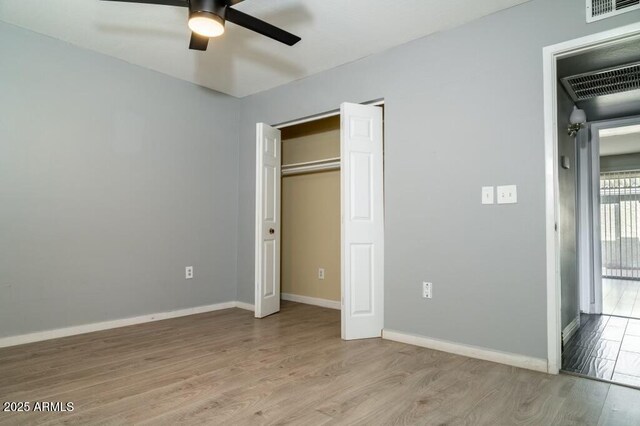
[{"xmin": 282, "ymin": 157, "xmax": 341, "ymax": 176}]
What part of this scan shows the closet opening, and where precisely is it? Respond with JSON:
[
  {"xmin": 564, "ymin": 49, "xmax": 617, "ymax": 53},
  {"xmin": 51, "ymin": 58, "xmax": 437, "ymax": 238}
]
[
  {"xmin": 254, "ymin": 101, "xmax": 385, "ymax": 340},
  {"xmin": 280, "ymin": 116, "xmax": 342, "ymax": 310}
]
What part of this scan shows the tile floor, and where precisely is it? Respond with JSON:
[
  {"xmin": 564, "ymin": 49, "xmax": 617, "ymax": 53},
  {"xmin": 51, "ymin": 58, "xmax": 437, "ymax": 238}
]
[
  {"xmin": 563, "ymin": 313, "xmax": 640, "ymax": 387},
  {"xmin": 603, "ymin": 278, "xmax": 640, "ymax": 319}
]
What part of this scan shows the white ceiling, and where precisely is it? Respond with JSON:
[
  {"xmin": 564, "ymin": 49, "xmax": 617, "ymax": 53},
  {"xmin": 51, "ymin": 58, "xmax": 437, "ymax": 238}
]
[{"xmin": 0, "ymin": 0, "xmax": 529, "ymax": 98}]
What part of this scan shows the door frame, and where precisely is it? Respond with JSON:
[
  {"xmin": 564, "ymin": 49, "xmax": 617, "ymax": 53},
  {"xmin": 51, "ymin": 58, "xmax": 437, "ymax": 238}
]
[
  {"xmin": 577, "ymin": 124, "xmax": 596, "ymax": 315},
  {"xmin": 272, "ymin": 99, "xmax": 384, "ymax": 129},
  {"xmin": 253, "ymin": 99, "xmax": 385, "ymax": 331},
  {"xmin": 589, "ymin": 115, "xmax": 640, "ymax": 306},
  {"xmin": 543, "ymin": 22, "xmax": 640, "ymax": 374}
]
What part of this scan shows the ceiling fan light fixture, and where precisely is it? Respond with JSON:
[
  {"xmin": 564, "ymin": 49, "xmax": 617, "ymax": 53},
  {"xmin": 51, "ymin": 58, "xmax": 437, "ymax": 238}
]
[
  {"xmin": 102, "ymin": 0, "xmax": 301, "ymax": 51},
  {"xmin": 188, "ymin": 12, "xmax": 225, "ymax": 38}
]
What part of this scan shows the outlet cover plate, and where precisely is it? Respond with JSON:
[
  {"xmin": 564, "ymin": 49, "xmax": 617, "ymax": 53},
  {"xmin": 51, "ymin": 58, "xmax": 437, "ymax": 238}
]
[
  {"xmin": 422, "ymin": 282, "xmax": 432, "ymax": 299},
  {"xmin": 497, "ymin": 185, "xmax": 517, "ymax": 204}
]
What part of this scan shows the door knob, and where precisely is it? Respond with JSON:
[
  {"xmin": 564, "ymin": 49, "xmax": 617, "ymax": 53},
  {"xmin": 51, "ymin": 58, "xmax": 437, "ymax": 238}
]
[{"xmin": 269, "ymin": 228, "xmax": 275, "ymax": 235}]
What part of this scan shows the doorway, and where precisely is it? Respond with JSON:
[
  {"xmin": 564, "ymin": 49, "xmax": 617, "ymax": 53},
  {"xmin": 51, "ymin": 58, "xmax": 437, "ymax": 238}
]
[
  {"xmin": 543, "ymin": 22, "xmax": 640, "ymax": 376},
  {"xmin": 599, "ymin": 123, "xmax": 640, "ymax": 318},
  {"xmin": 561, "ymin": 120, "xmax": 640, "ymax": 385},
  {"xmin": 254, "ymin": 102, "xmax": 385, "ymax": 341},
  {"xmin": 280, "ymin": 116, "xmax": 342, "ymax": 310},
  {"xmin": 545, "ymin": 25, "xmax": 640, "ymax": 384}
]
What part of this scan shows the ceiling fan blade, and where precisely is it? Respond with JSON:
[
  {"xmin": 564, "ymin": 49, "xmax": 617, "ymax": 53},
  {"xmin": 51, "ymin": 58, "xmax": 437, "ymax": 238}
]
[
  {"xmin": 225, "ymin": 7, "xmax": 301, "ymax": 46},
  {"xmin": 100, "ymin": 0, "xmax": 188, "ymax": 6},
  {"xmin": 189, "ymin": 32, "xmax": 209, "ymax": 51}
]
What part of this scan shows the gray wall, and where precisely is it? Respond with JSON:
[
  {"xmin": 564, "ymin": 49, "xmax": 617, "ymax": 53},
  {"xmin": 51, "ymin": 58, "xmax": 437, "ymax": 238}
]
[
  {"xmin": 558, "ymin": 87, "xmax": 579, "ymax": 331},
  {"xmin": 0, "ymin": 22, "xmax": 240, "ymax": 337},
  {"xmin": 236, "ymin": 0, "xmax": 640, "ymax": 359},
  {"xmin": 601, "ymin": 153, "xmax": 640, "ymax": 172}
]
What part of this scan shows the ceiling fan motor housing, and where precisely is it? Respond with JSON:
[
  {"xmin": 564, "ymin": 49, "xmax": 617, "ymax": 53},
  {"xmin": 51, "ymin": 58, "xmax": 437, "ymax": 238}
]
[
  {"xmin": 101, "ymin": 0, "xmax": 301, "ymax": 49},
  {"xmin": 189, "ymin": 0, "xmax": 227, "ymax": 24}
]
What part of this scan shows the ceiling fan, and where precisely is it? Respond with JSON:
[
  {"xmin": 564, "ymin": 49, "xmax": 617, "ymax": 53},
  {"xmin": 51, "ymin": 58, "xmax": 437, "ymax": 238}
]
[{"xmin": 100, "ymin": 0, "xmax": 302, "ymax": 51}]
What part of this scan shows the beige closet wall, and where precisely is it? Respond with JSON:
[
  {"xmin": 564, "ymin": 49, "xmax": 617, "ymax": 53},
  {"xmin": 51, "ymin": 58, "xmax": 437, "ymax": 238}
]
[{"xmin": 281, "ymin": 116, "xmax": 340, "ymax": 302}]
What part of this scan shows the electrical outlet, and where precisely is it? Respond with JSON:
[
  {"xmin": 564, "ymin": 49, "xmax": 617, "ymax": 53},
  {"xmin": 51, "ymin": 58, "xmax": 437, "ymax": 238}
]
[
  {"xmin": 185, "ymin": 266, "xmax": 193, "ymax": 280},
  {"xmin": 422, "ymin": 282, "xmax": 432, "ymax": 299},
  {"xmin": 497, "ymin": 185, "xmax": 517, "ymax": 204},
  {"xmin": 318, "ymin": 268, "xmax": 325, "ymax": 280}
]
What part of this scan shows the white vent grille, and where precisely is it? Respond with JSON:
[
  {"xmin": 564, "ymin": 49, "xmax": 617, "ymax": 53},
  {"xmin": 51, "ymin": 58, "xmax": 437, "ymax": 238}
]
[
  {"xmin": 561, "ymin": 61, "xmax": 640, "ymax": 101},
  {"xmin": 587, "ymin": 0, "xmax": 640, "ymax": 22}
]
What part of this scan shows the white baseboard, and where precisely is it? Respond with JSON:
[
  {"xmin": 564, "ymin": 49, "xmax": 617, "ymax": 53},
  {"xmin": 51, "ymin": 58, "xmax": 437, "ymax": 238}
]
[
  {"xmin": 0, "ymin": 301, "xmax": 253, "ymax": 348},
  {"xmin": 235, "ymin": 301, "xmax": 255, "ymax": 312},
  {"xmin": 281, "ymin": 293, "xmax": 341, "ymax": 310},
  {"xmin": 562, "ymin": 315, "xmax": 581, "ymax": 346},
  {"xmin": 382, "ymin": 329, "xmax": 548, "ymax": 373}
]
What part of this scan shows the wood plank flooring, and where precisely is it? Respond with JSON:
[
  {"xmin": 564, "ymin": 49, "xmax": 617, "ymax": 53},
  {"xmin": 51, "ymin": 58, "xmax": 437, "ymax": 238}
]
[{"xmin": 2, "ymin": 301, "xmax": 640, "ymax": 425}]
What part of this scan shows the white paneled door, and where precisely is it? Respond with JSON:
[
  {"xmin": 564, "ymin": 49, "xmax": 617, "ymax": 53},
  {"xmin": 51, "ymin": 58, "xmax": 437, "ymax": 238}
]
[
  {"xmin": 255, "ymin": 123, "xmax": 281, "ymax": 318},
  {"xmin": 340, "ymin": 103, "xmax": 384, "ymax": 340}
]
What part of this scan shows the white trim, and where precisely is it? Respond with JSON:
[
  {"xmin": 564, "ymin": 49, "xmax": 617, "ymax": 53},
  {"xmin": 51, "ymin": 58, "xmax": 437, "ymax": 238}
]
[
  {"xmin": 273, "ymin": 99, "xmax": 384, "ymax": 129},
  {"xmin": 562, "ymin": 315, "xmax": 581, "ymax": 346},
  {"xmin": 577, "ymin": 121, "xmax": 607, "ymax": 316},
  {"xmin": 590, "ymin": 123, "xmax": 603, "ymax": 314},
  {"xmin": 543, "ymin": 22, "xmax": 640, "ymax": 375},
  {"xmin": 281, "ymin": 293, "xmax": 341, "ymax": 310},
  {"xmin": 274, "ymin": 109, "xmax": 339, "ymax": 129},
  {"xmin": 0, "ymin": 301, "xmax": 253, "ymax": 348},
  {"xmin": 543, "ymin": 38, "xmax": 562, "ymax": 376},
  {"xmin": 577, "ymin": 127, "xmax": 592, "ymax": 313},
  {"xmin": 234, "ymin": 301, "xmax": 255, "ymax": 312},
  {"xmin": 382, "ymin": 329, "xmax": 547, "ymax": 373}
]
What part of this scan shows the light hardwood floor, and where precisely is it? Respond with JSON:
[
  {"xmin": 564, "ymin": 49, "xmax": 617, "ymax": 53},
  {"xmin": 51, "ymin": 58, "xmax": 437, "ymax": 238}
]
[{"xmin": 2, "ymin": 301, "xmax": 640, "ymax": 425}]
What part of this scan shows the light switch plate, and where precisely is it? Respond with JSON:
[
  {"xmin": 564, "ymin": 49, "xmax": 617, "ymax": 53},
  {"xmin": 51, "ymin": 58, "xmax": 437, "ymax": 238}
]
[
  {"xmin": 497, "ymin": 185, "xmax": 517, "ymax": 204},
  {"xmin": 482, "ymin": 186, "xmax": 494, "ymax": 205}
]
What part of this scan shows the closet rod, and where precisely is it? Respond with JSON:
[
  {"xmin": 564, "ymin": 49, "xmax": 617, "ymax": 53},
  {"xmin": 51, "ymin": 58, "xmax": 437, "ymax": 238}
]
[{"xmin": 282, "ymin": 157, "xmax": 341, "ymax": 176}]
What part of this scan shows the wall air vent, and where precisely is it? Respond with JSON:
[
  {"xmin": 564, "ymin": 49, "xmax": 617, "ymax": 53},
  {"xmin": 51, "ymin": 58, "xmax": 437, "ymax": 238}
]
[
  {"xmin": 587, "ymin": 0, "xmax": 640, "ymax": 22},
  {"xmin": 561, "ymin": 61, "xmax": 640, "ymax": 102}
]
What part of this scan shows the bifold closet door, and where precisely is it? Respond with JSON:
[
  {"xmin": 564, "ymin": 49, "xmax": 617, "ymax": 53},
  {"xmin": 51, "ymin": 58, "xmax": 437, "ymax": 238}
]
[
  {"xmin": 341, "ymin": 103, "xmax": 384, "ymax": 340},
  {"xmin": 255, "ymin": 123, "xmax": 281, "ymax": 318}
]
